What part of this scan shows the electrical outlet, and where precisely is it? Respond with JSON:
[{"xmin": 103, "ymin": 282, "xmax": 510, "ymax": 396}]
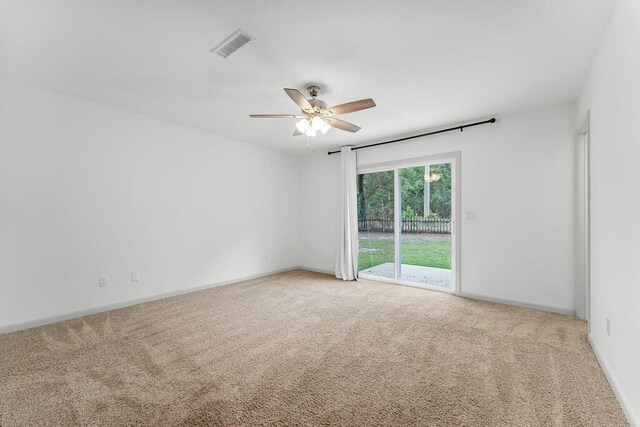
[
  {"xmin": 264, "ymin": 254, "xmax": 269, "ymax": 261},
  {"xmin": 98, "ymin": 276, "xmax": 108, "ymax": 288},
  {"xmin": 606, "ymin": 318, "xmax": 611, "ymax": 335},
  {"xmin": 466, "ymin": 211, "xmax": 477, "ymax": 220},
  {"xmin": 131, "ymin": 271, "xmax": 139, "ymax": 283}
]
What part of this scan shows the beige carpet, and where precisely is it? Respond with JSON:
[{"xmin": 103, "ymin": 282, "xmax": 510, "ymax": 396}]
[{"xmin": 0, "ymin": 270, "xmax": 627, "ymax": 426}]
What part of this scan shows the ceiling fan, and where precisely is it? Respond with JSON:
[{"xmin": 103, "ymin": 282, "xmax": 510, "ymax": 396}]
[{"xmin": 250, "ymin": 85, "xmax": 376, "ymax": 137}]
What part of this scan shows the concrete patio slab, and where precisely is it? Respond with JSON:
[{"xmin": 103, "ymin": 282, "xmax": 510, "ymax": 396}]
[{"xmin": 359, "ymin": 263, "xmax": 451, "ymax": 289}]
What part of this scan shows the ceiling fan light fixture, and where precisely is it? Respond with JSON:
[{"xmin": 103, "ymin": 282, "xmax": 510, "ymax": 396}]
[
  {"xmin": 311, "ymin": 116, "xmax": 323, "ymax": 131},
  {"xmin": 320, "ymin": 120, "xmax": 332, "ymax": 135},
  {"xmin": 311, "ymin": 116, "xmax": 331, "ymax": 135},
  {"xmin": 425, "ymin": 172, "xmax": 442, "ymax": 183},
  {"xmin": 305, "ymin": 128, "xmax": 317, "ymax": 137},
  {"xmin": 296, "ymin": 119, "xmax": 310, "ymax": 133}
]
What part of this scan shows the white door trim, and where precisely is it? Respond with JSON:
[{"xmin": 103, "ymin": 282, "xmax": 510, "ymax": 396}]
[
  {"xmin": 393, "ymin": 168, "xmax": 401, "ymax": 280},
  {"xmin": 576, "ymin": 111, "xmax": 591, "ymax": 325}
]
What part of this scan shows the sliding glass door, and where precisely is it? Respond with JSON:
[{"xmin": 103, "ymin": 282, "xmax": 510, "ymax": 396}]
[
  {"xmin": 357, "ymin": 170, "xmax": 395, "ymax": 280},
  {"xmin": 399, "ymin": 163, "xmax": 452, "ymax": 288},
  {"xmin": 357, "ymin": 155, "xmax": 457, "ymax": 292}
]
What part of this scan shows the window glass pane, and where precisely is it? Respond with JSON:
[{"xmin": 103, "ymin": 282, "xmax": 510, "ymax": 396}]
[
  {"xmin": 357, "ymin": 170, "xmax": 395, "ymax": 279},
  {"xmin": 398, "ymin": 163, "xmax": 452, "ymax": 288}
]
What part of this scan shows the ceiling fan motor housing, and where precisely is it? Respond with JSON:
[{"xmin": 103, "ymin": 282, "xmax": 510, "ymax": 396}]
[
  {"xmin": 308, "ymin": 98, "xmax": 327, "ymax": 113},
  {"xmin": 307, "ymin": 85, "xmax": 321, "ymax": 98}
]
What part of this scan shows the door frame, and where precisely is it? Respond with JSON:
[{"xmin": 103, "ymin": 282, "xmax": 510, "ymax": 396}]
[
  {"xmin": 357, "ymin": 151, "xmax": 461, "ymax": 295},
  {"xmin": 576, "ymin": 111, "xmax": 591, "ymax": 325}
]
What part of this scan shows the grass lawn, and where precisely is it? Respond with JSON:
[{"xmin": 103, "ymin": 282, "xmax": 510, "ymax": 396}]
[{"xmin": 358, "ymin": 236, "xmax": 451, "ymax": 271}]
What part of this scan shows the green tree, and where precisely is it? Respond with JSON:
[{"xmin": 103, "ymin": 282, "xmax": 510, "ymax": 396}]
[
  {"xmin": 428, "ymin": 163, "xmax": 451, "ymax": 218},
  {"xmin": 399, "ymin": 166, "xmax": 425, "ymax": 216},
  {"xmin": 358, "ymin": 170, "xmax": 394, "ymax": 220},
  {"xmin": 357, "ymin": 163, "xmax": 451, "ymax": 222}
]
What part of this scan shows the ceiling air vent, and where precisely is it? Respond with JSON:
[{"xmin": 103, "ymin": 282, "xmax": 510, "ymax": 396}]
[{"xmin": 211, "ymin": 29, "xmax": 253, "ymax": 58}]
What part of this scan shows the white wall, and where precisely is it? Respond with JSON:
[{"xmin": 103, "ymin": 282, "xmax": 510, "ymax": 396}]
[
  {"xmin": 0, "ymin": 79, "xmax": 579, "ymax": 328},
  {"xmin": 300, "ymin": 103, "xmax": 577, "ymax": 313},
  {"xmin": 0, "ymin": 78, "xmax": 300, "ymax": 329},
  {"xmin": 577, "ymin": 0, "xmax": 640, "ymax": 423}
]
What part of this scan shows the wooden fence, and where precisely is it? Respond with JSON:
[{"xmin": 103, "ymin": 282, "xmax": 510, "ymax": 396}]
[{"xmin": 358, "ymin": 218, "xmax": 451, "ymax": 234}]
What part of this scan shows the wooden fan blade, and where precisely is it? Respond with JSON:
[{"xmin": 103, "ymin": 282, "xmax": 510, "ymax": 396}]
[
  {"xmin": 325, "ymin": 98, "xmax": 376, "ymax": 116},
  {"xmin": 324, "ymin": 118, "xmax": 361, "ymax": 133},
  {"xmin": 250, "ymin": 114, "xmax": 303, "ymax": 118},
  {"xmin": 284, "ymin": 88, "xmax": 313, "ymax": 113},
  {"xmin": 293, "ymin": 129, "xmax": 303, "ymax": 136}
]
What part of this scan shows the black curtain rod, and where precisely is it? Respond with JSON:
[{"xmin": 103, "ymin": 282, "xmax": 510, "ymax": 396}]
[{"xmin": 327, "ymin": 117, "xmax": 496, "ymax": 155}]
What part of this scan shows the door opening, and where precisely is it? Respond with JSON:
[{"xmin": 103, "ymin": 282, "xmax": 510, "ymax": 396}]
[{"xmin": 576, "ymin": 112, "xmax": 591, "ymax": 323}]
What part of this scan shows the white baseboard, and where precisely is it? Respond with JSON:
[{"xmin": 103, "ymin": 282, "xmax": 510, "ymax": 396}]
[
  {"xmin": 298, "ymin": 268, "xmax": 575, "ymax": 317},
  {"xmin": 459, "ymin": 291, "xmax": 575, "ymax": 316},
  {"xmin": 0, "ymin": 266, "xmax": 300, "ymax": 334},
  {"xmin": 297, "ymin": 265, "xmax": 334, "ymax": 276},
  {"xmin": 588, "ymin": 334, "xmax": 639, "ymax": 427}
]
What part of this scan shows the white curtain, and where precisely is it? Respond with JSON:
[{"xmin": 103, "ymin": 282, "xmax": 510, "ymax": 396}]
[{"xmin": 335, "ymin": 146, "xmax": 359, "ymax": 280}]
